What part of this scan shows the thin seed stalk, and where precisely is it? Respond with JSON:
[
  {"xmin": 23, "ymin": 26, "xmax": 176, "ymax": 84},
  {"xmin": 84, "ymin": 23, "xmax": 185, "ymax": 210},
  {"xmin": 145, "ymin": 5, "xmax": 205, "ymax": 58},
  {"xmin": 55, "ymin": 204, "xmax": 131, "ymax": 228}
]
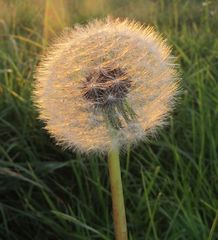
[{"xmin": 108, "ymin": 143, "xmax": 128, "ymax": 240}]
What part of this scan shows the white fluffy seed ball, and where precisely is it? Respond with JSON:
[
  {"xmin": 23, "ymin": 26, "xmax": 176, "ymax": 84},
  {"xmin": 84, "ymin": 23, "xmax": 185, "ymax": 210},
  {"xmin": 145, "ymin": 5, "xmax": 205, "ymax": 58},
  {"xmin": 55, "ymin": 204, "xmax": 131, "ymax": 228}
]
[{"xmin": 34, "ymin": 18, "xmax": 179, "ymax": 153}]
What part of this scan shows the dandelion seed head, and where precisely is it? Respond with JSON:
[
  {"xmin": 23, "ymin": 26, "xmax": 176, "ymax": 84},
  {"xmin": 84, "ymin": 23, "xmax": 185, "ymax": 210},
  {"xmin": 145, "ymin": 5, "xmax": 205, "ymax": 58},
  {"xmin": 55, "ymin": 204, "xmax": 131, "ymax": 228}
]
[{"xmin": 34, "ymin": 17, "xmax": 180, "ymax": 153}]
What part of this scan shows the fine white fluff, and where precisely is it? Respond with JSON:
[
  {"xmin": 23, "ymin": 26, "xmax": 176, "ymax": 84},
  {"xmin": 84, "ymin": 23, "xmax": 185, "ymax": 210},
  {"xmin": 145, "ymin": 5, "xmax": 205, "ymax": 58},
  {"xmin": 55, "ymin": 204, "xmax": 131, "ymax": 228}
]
[{"xmin": 34, "ymin": 17, "xmax": 179, "ymax": 153}]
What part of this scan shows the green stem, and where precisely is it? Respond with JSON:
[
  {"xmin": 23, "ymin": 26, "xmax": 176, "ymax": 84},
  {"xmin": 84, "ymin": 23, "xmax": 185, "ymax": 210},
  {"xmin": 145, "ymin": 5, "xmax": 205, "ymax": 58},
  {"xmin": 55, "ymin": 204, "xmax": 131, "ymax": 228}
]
[{"xmin": 108, "ymin": 143, "xmax": 128, "ymax": 240}]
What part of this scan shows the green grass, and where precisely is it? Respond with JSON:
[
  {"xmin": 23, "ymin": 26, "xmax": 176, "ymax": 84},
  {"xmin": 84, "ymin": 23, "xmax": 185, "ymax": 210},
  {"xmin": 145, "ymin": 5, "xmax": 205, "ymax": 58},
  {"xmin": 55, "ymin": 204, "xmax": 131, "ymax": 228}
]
[{"xmin": 0, "ymin": 0, "xmax": 218, "ymax": 239}]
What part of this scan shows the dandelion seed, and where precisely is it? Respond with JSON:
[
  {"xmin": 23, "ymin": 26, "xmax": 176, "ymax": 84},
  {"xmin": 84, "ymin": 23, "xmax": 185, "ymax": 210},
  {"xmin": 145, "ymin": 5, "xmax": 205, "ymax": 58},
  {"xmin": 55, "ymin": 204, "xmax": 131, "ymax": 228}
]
[{"xmin": 34, "ymin": 17, "xmax": 179, "ymax": 153}]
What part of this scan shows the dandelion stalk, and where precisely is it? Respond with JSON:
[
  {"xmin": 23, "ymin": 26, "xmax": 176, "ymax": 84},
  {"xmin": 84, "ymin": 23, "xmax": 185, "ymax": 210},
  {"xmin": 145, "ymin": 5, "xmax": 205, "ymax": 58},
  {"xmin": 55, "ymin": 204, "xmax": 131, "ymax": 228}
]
[{"xmin": 108, "ymin": 143, "xmax": 128, "ymax": 240}]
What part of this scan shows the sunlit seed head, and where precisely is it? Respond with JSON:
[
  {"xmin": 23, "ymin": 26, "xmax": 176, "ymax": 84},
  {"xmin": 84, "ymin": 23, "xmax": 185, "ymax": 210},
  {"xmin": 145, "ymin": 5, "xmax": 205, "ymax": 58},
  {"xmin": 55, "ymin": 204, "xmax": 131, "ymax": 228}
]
[{"xmin": 34, "ymin": 17, "xmax": 180, "ymax": 153}]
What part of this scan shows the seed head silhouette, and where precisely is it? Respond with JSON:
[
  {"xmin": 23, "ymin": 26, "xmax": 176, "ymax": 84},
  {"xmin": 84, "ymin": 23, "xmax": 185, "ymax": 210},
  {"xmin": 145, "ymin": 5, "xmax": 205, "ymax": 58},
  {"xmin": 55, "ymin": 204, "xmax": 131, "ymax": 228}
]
[{"xmin": 34, "ymin": 18, "xmax": 179, "ymax": 153}]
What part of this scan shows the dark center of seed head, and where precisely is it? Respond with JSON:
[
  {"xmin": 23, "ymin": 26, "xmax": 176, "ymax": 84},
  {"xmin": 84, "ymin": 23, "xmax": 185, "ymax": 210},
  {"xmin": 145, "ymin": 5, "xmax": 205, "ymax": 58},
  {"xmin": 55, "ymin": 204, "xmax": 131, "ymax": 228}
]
[
  {"xmin": 81, "ymin": 67, "xmax": 136, "ymax": 129},
  {"xmin": 82, "ymin": 67, "xmax": 132, "ymax": 107}
]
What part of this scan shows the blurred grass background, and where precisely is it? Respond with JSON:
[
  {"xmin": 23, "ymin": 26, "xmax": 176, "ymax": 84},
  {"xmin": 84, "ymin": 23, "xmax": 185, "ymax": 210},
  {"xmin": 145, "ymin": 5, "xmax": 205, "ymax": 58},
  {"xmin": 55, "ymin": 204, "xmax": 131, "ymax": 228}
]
[{"xmin": 0, "ymin": 0, "xmax": 218, "ymax": 239}]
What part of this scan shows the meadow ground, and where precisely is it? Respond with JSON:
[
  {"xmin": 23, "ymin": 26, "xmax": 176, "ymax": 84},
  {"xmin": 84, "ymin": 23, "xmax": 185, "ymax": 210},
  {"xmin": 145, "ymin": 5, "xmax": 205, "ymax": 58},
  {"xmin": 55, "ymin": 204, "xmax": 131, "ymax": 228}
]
[{"xmin": 0, "ymin": 0, "xmax": 218, "ymax": 239}]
